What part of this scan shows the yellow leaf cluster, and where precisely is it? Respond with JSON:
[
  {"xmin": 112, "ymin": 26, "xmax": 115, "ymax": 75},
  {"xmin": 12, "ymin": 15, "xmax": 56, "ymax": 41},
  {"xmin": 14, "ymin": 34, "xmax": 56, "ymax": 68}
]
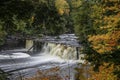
[
  {"xmin": 55, "ymin": 0, "xmax": 69, "ymax": 15},
  {"xmin": 71, "ymin": 0, "xmax": 82, "ymax": 8},
  {"xmin": 104, "ymin": 0, "xmax": 120, "ymax": 3},
  {"xmin": 88, "ymin": 63, "xmax": 117, "ymax": 80},
  {"xmin": 88, "ymin": 0, "xmax": 120, "ymax": 54},
  {"xmin": 88, "ymin": 30, "xmax": 120, "ymax": 54}
]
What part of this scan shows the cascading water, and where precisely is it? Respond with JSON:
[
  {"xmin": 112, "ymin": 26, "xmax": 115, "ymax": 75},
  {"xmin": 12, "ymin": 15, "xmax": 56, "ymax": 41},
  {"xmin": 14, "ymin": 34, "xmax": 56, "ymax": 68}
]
[
  {"xmin": 0, "ymin": 52, "xmax": 30, "ymax": 59},
  {"xmin": 0, "ymin": 34, "xmax": 85, "ymax": 80},
  {"xmin": 42, "ymin": 43, "xmax": 78, "ymax": 60}
]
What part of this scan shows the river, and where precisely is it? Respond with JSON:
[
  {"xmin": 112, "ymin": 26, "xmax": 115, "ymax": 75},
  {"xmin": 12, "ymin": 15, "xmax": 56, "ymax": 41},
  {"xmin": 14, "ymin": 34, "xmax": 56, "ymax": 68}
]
[{"xmin": 0, "ymin": 34, "xmax": 84, "ymax": 80}]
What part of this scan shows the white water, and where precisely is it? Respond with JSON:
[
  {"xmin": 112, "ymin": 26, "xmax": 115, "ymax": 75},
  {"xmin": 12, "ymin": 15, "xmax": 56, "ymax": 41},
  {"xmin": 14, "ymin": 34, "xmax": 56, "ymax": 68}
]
[
  {"xmin": 0, "ymin": 41, "xmax": 84, "ymax": 80},
  {"xmin": 0, "ymin": 52, "xmax": 30, "ymax": 59},
  {"xmin": 0, "ymin": 47, "xmax": 80, "ymax": 80},
  {"xmin": 42, "ymin": 43, "xmax": 79, "ymax": 60},
  {"xmin": 0, "ymin": 42, "xmax": 84, "ymax": 62}
]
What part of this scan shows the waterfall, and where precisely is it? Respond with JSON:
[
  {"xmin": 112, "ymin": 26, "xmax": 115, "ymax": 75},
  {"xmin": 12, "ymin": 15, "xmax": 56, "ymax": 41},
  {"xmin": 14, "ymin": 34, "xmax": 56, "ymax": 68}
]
[{"xmin": 41, "ymin": 43, "xmax": 81, "ymax": 60}]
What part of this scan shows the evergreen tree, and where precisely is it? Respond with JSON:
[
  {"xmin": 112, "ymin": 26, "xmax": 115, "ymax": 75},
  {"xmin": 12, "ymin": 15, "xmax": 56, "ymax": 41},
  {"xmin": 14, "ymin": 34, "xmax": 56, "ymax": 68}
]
[
  {"xmin": 72, "ymin": 0, "xmax": 120, "ymax": 79},
  {"xmin": 0, "ymin": 0, "xmax": 71, "ymax": 45},
  {"xmin": 32, "ymin": 0, "xmax": 69, "ymax": 35}
]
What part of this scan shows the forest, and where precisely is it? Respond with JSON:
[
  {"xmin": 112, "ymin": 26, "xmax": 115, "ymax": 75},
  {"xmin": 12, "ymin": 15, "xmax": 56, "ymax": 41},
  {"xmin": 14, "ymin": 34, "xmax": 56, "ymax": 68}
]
[{"xmin": 0, "ymin": 0, "xmax": 120, "ymax": 80}]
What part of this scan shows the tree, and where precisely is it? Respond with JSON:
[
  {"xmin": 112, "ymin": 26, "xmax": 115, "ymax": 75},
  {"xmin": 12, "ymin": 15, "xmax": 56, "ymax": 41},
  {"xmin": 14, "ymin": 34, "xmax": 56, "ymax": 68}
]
[
  {"xmin": 0, "ymin": 0, "xmax": 34, "ymax": 34},
  {"xmin": 32, "ymin": 0, "xmax": 69, "ymax": 35},
  {"xmin": 71, "ymin": 0, "xmax": 100, "ymax": 69},
  {"xmin": 0, "ymin": 21, "xmax": 6, "ymax": 46},
  {"xmin": 72, "ymin": 0, "xmax": 120, "ymax": 79},
  {"xmin": 88, "ymin": 0, "xmax": 120, "ymax": 78},
  {"xmin": 0, "ymin": 0, "xmax": 71, "ymax": 46}
]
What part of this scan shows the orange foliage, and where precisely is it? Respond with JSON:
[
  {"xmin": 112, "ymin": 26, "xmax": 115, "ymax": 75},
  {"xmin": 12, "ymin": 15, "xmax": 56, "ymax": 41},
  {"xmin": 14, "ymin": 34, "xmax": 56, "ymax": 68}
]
[
  {"xmin": 88, "ymin": 63, "xmax": 117, "ymax": 80},
  {"xmin": 88, "ymin": 30, "xmax": 120, "ymax": 54},
  {"xmin": 88, "ymin": 0, "xmax": 120, "ymax": 54}
]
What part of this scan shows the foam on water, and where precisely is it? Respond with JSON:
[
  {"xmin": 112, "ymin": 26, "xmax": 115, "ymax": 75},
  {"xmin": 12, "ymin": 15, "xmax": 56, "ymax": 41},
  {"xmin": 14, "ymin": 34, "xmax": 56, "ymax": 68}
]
[
  {"xmin": 0, "ymin": 52, "xmax": 30, "ymax": 59},
  {"xmin": 41, "ymin": 43, "xmax": 84, "ymax": 61},
  {"xmin": 0, "ymin": 34, "xmax": 85, "ymax": 80}
]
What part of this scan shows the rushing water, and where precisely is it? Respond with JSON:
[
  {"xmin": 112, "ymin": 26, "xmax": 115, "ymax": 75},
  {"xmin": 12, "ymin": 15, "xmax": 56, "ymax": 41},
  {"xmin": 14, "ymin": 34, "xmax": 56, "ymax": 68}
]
[
  {"xmin": 0, "ymin": 34, "xmax": 84, "ymax": 80},
  {"xmin": 0, "ymin": 52, "xmax": 30, "ymax": 59}
]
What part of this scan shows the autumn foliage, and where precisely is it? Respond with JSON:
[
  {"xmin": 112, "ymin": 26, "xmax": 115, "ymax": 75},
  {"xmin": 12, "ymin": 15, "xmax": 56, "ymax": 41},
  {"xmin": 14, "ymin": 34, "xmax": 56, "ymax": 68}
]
[
  {"xmin": 88, "ymin": 0, "xmax": 120, "ymax": 54},
  {"xmin": 88, "ymin": 0, "xmax": 120, "ymax": 79},
  {"xmin": 88, "ymin": 30, "xmax": 120, "ymax": 54},
  {"xmin": 88, "ymin": 63, "xmax": 117, "ymax": 80},
  {"xmin": 73, "ymin": 0, "xmax": 120, "ymax": 79}
]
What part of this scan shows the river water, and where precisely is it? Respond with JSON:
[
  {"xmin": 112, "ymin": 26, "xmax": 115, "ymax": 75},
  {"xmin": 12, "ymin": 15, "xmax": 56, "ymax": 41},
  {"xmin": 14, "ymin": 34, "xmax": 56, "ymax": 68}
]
[{"xmin": 0, "ymin": 34, "xmax": 84, "ymax": 80}]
